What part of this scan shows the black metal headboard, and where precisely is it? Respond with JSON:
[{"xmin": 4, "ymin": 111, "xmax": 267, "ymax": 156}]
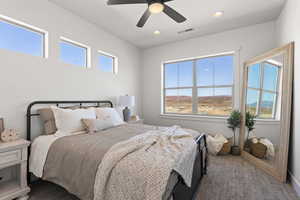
[{"xmin": 26, "ymin": 100, "xmax": 113, "ymax": 141}]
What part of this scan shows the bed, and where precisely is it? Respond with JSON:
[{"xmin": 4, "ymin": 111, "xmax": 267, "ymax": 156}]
[{"xmin": 26, "ymin": 100, "xmax": 208, "ymax": 200}]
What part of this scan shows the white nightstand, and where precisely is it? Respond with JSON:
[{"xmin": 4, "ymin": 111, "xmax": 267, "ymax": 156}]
[
  {"xmin": 0, "ymin": 139, "xmax": 30, "ymax": 200},
  {"xmin": 128, "ymin": 119, "xmax": 144, "ymax": 124}
]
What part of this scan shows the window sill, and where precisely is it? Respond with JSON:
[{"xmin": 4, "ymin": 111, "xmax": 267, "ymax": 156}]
[
  {"xmin": 160, "ymin": 114, "xmax": 227, "ymax": 123},
  {"xmin": 255, "ymin": 119, "xmax": 281, "ymax": 125},
  {"xmin": 160, "ymin": 114, "xmax": 281, "ymax": 125}
]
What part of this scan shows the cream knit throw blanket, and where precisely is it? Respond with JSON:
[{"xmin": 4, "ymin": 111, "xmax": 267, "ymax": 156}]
[{"xmin": 94, "ymin": 126, "xmax": 197, "ymax": 200}]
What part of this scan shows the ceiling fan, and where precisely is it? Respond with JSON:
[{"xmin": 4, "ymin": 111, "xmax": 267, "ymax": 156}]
[{"xmin": 107, "ymin": 0, "xmax": 187, "ymax": 28}]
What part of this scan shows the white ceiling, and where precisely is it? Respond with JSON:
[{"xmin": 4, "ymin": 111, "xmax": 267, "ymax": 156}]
[{"xmin": 49, "ymin": 0, "xmax": 286, "ymax": 48}]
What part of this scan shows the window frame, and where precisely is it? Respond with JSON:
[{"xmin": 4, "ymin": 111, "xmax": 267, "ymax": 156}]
[
  {"xmin": 0, "ymin": 14, "xmax": 48, "ymax": 58},
  {"xmin": 97, "ymin": 50, "xmax": 118, "ymax": 74},
  {"xmin": 59, "ymin": 36, "xmax": 91, "ymax": 68},
  {"xmin": 162, "ymin": 52, "xmax": 235, "ymax": 117},
  {"xmin": 246, "ymin": 61, "xmax": 281, "ymax": 119}
]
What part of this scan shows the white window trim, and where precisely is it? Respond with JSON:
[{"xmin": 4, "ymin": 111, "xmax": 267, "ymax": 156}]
[
  {"xmin": 97, "ymin": 50, "xmax": 118, "ymax": 74},
  {"xmin": 60, "ymin": 36, "xmax": 91, "ymax": 68},
  {"xmin": 161, "ymin": 51, "xmax": 236, "ymax": 118},
  {"xmin": 0, "ymin": 14, "xmax": 49, "ymax": 58}
]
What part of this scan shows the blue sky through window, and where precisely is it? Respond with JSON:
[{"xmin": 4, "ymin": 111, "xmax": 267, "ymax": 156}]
[
  {"xmin": 60, "ymin": 41, "xmax": 87, "ymax": 67},
  {"xmin": 247, "ymin": 63, "xmax": 260, "ymax": 88},
  {"xmin": 165, "ymin": 61, "xmax": 193, "ymax": 88},
  {"xmin": 197, "ymin": 55, "xmax": 233, "ymax": 86},
  {"xmin": 165, "ymin": 55, "xmax": 234, "ymax": 97},
  {"xmin": 246, "ymin": 63, "xmax": 279, "ymax": 117},
  {"xmin": 166, "ymin": 89, "xmax": 192, "ymax": 96},
  {"xmin": 263, "ymin": 63, "xmax": 278, "ymax": 91},
  {"xmin": 98, "ymin": 53, "xmax": 114, "ymax": 73},
  {"xmin": 0, "ymin": 20, "xmax": 44, "ymax": 57}
]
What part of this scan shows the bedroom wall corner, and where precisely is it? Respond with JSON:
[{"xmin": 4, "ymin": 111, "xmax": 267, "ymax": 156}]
[
  {"xmin": 276, "ymin": 0, "xmax": 300, "ymax": 196},
  {"xmin": 140, "ymin": 21, "xmax": 277, "ymax": 138}
]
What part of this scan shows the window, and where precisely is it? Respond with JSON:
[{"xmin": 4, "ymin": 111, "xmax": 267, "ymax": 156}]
[
  {"xmin": 163, "ymin": 54, "xmax": 234, "ymax": 116},
  {"xmin": 60, "ymin": 37, "xmax": 90, "ymax": 67},
  {"xmin": 0, "ymin": 17, "xmax": 46, "ymax": 57},
  {"xmin": 98, "ymin": 51, "xmax": 117, "ymax": 73},
  {"xmin": 246, "ymin": 61, "xmax": 280, "ymax": 119}
]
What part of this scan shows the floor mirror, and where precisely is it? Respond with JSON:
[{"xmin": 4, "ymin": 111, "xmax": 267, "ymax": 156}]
[{"xmin": 240, "ymin": 43, "xmax": 294, "ymax": 182}]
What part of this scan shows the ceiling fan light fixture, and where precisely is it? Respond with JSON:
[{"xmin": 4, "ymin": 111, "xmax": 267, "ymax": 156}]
[{"xmin": 149, "ymin": 3, "xmax": 164, "ymax": 14}]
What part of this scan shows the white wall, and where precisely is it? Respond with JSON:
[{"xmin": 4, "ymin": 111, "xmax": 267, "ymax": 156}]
[
  {"xmin": 141, "ymin": 22, "xmax": 276, "ymax": 138},
  {"xmin": 0, "ymin": 0, "xmax": 141, "ymax": 138},
  {"xmin": 276, "ymin": 0, "xmax": 300, "ymax": 194}
]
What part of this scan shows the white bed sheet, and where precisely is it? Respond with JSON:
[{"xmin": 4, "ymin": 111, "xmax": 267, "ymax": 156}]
[
  {"xmin": 29, "ymin": 131, "xmax": 86, "ymax": 178},
  {"xmin": 29, "ymin": 134, "xmax": 61, "ymax": 178}
]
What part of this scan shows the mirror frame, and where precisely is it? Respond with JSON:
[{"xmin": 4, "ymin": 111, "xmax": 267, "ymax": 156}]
[{"xmin": 239, "ymin": 42, "xmax": 294, "ymax": 182}]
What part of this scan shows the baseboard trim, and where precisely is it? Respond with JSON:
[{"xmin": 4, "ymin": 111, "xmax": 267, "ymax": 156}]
[{"xmin": 288, "ymin": 171, "xmax": 300, "ymax": 197}]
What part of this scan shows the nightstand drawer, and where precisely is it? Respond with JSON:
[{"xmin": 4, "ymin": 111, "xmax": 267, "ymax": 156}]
[{"xmin": 0, "ymin": 150, "xmax": 21, "ymax": 165}]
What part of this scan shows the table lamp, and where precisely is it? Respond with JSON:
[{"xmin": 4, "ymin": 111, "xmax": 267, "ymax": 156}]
[{"xmin": 119, "ymin": 95, "xmax": 135, "ymax": 122}]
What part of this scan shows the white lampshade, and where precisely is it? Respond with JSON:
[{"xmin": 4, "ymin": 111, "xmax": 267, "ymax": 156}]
[{"xmin": 119, "ymin": 96, "xmax": 135, "ymax": 107}]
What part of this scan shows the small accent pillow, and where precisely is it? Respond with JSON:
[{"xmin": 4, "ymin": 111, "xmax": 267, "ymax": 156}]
[
  {"xmin": 82, "ymin": 119, "xmax": 114, "ymax": 133},
  {"xmin": 95, "ymin": 108, "xmax": 125, "ymax": 126},
  {"xmin": 51, "ymin": 106, "xmax": 96, "ymax": 133},
  {"xmin": 38, "ymin": 108, "xmax": 57, "ymax": 135}
]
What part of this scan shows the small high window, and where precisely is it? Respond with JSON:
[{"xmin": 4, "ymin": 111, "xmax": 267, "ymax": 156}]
[
  {"xmin": 60, "ymin": 37, "xmax": 90, "ymax": 67},
  {"xmin": 98, "ymin": 51, "xmax": 117, "ymax": 73},
  {"xmin": 0, "ymin": 17, "xmax": 46, "ymax": 57}
]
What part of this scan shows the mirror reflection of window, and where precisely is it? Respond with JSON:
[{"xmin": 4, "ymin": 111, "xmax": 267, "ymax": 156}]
[{"xmin": 246, "ymin": 61, "xmax": 281, "ymax": 119}]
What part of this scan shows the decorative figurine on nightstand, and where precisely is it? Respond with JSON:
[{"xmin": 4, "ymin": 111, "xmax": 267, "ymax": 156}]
[
  {"xmin": 119, "ymin": 95, "xmax": 135, "ymax": 122},
  {"xmin": 0, "ymin": 117, "xmax": 20, "ymax": 143},
  {"xmin": 1, "ymin": 128, "xmax": 19, "ymax": 143}
]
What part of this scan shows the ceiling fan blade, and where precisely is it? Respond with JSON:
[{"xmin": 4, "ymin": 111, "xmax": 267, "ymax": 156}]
[
  {"xmin": 163, "ymin": 4, "xmax": 186, "ymax": 23},
  {"xmin": 137, "ymin": 9, "xmax": 151, "ymax": 28},
  {"xmin": 107, "ymin": 0, "xmax": 147, "ymax": 5}
]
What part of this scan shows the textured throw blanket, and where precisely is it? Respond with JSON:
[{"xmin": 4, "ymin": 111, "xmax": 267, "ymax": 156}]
[{"xmin": 94, "ymin": 126, "xmax": 197, "ymax": 200}]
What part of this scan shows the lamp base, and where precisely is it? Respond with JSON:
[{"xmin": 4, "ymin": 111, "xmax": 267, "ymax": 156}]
[
  {"xmin": 123, "ymin": 107, "xmax": 131, "ymax": 122},
  {"xmin": 0, "ymin": 118, "xmax": 4, "ymax": 133}
]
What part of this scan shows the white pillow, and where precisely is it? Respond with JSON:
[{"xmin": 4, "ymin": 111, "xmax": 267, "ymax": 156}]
[
  {"xmin": 51, "ymin": 106, "xmax": 96, "ymax": 133},
  {"xmin": 95, "ymin": 108, "xmax": 125, "ymax": 126},
  {"xmin": 207, "ymin": 134, "xmax": 228, "ymax": 155}
]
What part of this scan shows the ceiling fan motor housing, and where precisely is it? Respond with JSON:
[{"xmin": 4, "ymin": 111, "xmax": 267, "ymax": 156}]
[
  {"xmin": 147, "ymin": 0, "xmax": 164, "ymax": 5},
  {"xmin": 107, "ymin": 0, "xmax": 185, "ymax": 27}
]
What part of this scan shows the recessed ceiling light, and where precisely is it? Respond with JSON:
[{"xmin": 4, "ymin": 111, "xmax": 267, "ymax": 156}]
[
  {"xmin": 154, "ymin": 30, "xmax": 161, "ymax": 35},
  {"xmin": 213, "ymin": 11, "xmax": 224, "ymax": 17}
]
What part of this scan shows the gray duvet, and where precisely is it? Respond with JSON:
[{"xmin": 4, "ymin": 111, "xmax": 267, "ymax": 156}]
[{"xmin": 43, "ymin": 124, "xmax": 198, "ymax": 200}]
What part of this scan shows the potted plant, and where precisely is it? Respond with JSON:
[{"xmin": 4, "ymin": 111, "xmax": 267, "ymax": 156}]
[
  {"xmin": 244, "ymin": 111, "xmax": 257, "ymax": 152},
  {"xmin": 227, "ymin": 110, "xmax": 242, "ymax": 155}
]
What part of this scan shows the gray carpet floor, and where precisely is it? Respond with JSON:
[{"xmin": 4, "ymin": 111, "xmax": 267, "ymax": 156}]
[{"xmin": 29, "ymin": 156, "xmax": 300, "ymax": 200}]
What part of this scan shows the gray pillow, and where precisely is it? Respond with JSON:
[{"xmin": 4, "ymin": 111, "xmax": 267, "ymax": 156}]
[{"xmin": 38, "ymin": 108, "xmax": 57, "ymax": 135}]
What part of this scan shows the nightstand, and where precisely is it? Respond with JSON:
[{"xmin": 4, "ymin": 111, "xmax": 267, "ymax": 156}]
[
  {"xmin": 128, "ymin": 119, "xmax": 144, "ymax": 124},
  {"xmin": 0, "ymin": 139, "xmax": 30, "ymax": 200}
]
